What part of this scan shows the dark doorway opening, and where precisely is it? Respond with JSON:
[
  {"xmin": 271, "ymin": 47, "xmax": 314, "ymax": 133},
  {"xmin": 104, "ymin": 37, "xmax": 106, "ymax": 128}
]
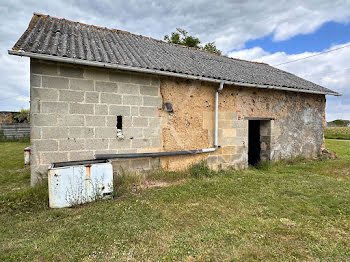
[{"xmin": 248, "ymin": 120, "xmax": 261, "ymax": 166}]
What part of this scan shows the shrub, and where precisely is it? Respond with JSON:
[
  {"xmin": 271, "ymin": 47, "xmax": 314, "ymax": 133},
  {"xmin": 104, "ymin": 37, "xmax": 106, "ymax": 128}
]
[{"xmin": 12, "ymin": 108, "xmax": 30, "ymax": 123}]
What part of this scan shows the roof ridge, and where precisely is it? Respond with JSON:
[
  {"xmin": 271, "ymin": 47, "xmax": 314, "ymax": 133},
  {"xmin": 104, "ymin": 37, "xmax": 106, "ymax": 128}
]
[
  {"xmin": 10, "ymin": 13, "xmax": 339, "ymax": 96},
  {"xmin": 31, "ymin": 12, "xmax": 269, "ymax": 66}
]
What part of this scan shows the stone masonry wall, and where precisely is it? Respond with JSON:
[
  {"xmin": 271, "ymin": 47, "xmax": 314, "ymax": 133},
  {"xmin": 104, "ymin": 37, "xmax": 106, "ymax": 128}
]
[
  {"xmin": 159, "ymin": 77, "xmax": 325, "ymax": 170},
  {"xmin": 30, "ymin": 59, "xmax": 162, "ymax": 185},
  {"xmin": 30, "ymin": 59, "xmax": 325, "ymax": 185}
]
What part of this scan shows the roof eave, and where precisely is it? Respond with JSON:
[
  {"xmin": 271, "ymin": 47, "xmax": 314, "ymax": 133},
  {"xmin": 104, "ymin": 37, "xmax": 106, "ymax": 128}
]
[{"xmin": 8, "ymin": 50, "xmax": 342, "ymax": 97}]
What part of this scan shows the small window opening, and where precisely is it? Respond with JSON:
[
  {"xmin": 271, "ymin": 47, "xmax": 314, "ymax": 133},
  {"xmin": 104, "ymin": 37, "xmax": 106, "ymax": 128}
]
[
  {"xmin": 117, "ymin": 115, "xmax": 123, "ymax": 129},
  {"xmin": 116, "ymin": 115, "xmax": 124, "ymax": 140}
]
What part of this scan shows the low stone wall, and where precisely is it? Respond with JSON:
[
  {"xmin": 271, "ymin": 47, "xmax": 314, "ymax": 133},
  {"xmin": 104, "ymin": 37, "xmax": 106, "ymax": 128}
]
[{"xmin": 0, "ymin": 123, "xmax": 30, "ymax": 138}]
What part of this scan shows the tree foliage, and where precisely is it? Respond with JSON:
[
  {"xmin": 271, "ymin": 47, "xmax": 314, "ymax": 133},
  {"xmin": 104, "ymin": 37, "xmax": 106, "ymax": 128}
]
[
  {"xmin": 164, "ymin": 28, "xmax": 222, "ymax": 55},
  {"xmin": 12, "ymin": 108, "xmax": 30, "ymax": 123},
  {"xmin": 203, "ymin": 42, "xmax": 222, "ymax": 55}
]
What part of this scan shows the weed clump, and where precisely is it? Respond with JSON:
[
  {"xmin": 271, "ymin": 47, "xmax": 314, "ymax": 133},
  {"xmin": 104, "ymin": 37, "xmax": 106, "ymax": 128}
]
[{"xmin": 188, "ymin": 161, "xmax": 216, "ymax": 178}]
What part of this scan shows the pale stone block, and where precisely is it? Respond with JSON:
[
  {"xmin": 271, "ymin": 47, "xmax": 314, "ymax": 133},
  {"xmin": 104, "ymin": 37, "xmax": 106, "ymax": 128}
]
[
  {"xmin": 32, "ymin": 114, "xmax": 57, "ymax": 126},
  {"xmin": 221, "ymin": 146, "xmax": 236, "ymax": 155},
  {"xmin": 100, "ymin": 93, "xmax": 122, "ymax": 104},
  {"xmin": 30, "ymin": 100, "xmax": 40, "ymax": 113},
  {"xmin": 32, "ymin": 88, "xmax": 58, "ymax": 101},
  {"xmin": 109, "ymin": 105, "xmax": 130, "ymax": 116},
  {"xmin": 222, "ymin": 128, "xmax": 236, "ymax": 137},
  {"xmin": 143, "ymin": 96, "xmax": 161, "ymax": 107},
  {"xmin": 86, "ymin": 115, "xmax": 105, "ymax": 126},
  {"xmin": 84, "ymin": 68, "xmax": 109, "ymax": 81},
  {"xmin": 70, "ymin": 79, "xmax": 94, "ymax": 91},
  {"xmin": 220, "ymin": 137, "xmax": 247, "ymax": 146},
  {"xmin": 131, "ymin": 106, "xmax": 139, "ymax": 116},
  {"xmin": 95, "ymin": 81, "xmax": 118, "ymax": 93},
  {"xmin": 60, "ymin": 65, "xmax": 84, "ymax": 78},
  {"xmin": 58, "ymin": 115, "xmax": 84, "ymax": 126},
  {"xmin": 85, "ymin": 92, "xmax": 99, "ymax": 103},
  {"xmin": 31, "ymin": 164, "xmax": 49, "ymax": 186},
  {"xmin": 139, "ymin": 107, "xmax": 158, "ymax": 117},
  {"xmin": 95, "ymin": 104, "xmax": 108, "ymax": 115},
  {"xmin": 59, "ymin": 90, "xmax": 84, "ymax": 102},
  {"xmin": 69, "ymin": 151, "xmax": 94, "ymax": 161},
  {"xmin": 69, "ymin": 103, "xmax": 94, "ymax": 115},
  {"xmin": 132, "ymin": 117, "xmax": 149, "ymax": 127},
  {"xmin": 123, "ymin": 95, "xmax": 142, "ymax": 106},
  {"xmin": 41, "ymin": 102, "xmax": 69, "ymax": 114},
  {"xmin": 118, "ymin": 149, "xmax": 137, "ymax": 154},
  {"xmin": 69, "ymin": 127, "xmax": 94, "ymax": 138},
  {"xmin": 151, "ymin": 138, "xmax": 162, "ymax": 148},
  {"xmin": 30, "ymin": 74, "xmax": 41, "ymax": 87},
  {"xmin": 109, "ymin": 71, "xmax": 131, "ymax": 83},
  {"xmin": 132, "ymin": 74, "xmax": 151, "ymax": 85},
  {"xmin": 59, "ymin": 139, "xmax": 85, "ymax": 151},
  {"xmin": 232, "ymin": 120, "xmax": 248, "ymax": 128},
  {"xmin": 123, "ymin": 127, "xmax": 143, "ymax": 138},
  {"xmin": 129, "ymin": 158, "xmax": 150, "ymax": 169},
  {"xmin": 140, "ymin": 85, "xmax": 158, "ymax": 96},
  {"xmin": 31, "ymin": 127, "xmax": 41, "ymax": 139},
  {"xmin": 143, "ymin": 127, "xmax": 160, "ymax": 137},
  {"xmin": 32, "ymin": 139, "xmax": 58, "ymax": 151},
  {"xmin": 42, "ymin": 127, "xmax": 69, "ymax": 139},
  {"xmin": 42, "ymin": 76, "xmax": 69, "ymax": 89},
  {"xmin": 220, "ymin": 120, "xmax": 233, "ymax": 129},
  {"xmin": 236, "ymin": 128, "xmax": 248, "ymax": 137},
  {"xmin": 131, "ymin": 138, "xmax": 150, "ymax": 148},
  {"xmin": 41, "ymin": 152, "xmax": 68, "ymax": 165},
  {"xmin": 31, "ymin": 61, "xmax": 58, "ymax": 76},
  {"xmin": 95, "ymin": 127, "xmax": 117, "ymax": 138},
  {"xmin": 118, "ymin": 83, "xmax": 139, "ymax": 94},
  {"xmin": 149, "ymin": 117, "xmax": 162, "ymax": 127},
  {"xmin": 150, "ymin": 76, "xmax": 160, "ymax": 87},
  {"xmin": 109, "ymin": 139, "xmax": 131, "ymax": 149},
  {"xmin": 112, "ymin": 159, "xmax": 131, "ymax": 171},
  {"xmin": 85, "ymin": 139, "xmax": 109, "ymax": 150}
]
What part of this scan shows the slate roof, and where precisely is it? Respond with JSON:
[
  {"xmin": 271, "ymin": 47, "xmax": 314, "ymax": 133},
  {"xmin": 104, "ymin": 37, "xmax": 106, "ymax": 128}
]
[{"xmin": 11, "ymin": 13, "xmax": 339, "ymax": 96}]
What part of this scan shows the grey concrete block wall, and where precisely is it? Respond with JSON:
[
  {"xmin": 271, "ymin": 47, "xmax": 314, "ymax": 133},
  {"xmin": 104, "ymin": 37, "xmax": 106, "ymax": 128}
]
[{"xmin": 30, "ymin": 59, "xmax": 162, "ymax": 186}]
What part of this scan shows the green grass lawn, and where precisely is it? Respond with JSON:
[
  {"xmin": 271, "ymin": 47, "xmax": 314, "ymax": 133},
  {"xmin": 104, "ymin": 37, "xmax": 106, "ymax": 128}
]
[{"xmin": 1, "ymin": 140, "xmax": 350, "ymax": 261}]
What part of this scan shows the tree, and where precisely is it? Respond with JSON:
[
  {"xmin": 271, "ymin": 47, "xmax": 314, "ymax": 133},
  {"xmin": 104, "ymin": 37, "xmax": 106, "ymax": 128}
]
[
  {"xmin": 203, "ymin": 42, "xmax": 222, "ymax": 56},
  {"xmin": 164, "ymin": 28, "xmax": 222, "ymax": 55}
]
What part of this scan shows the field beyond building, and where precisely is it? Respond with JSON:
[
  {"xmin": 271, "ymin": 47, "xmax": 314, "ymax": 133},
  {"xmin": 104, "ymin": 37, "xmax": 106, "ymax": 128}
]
[
  {"xmin": 1, "ymin": 139, "xmax": 350, "ymax": 261},
  {"xmin": 324, "ymin": 127, "xmax": 350, "ymax": 140}
]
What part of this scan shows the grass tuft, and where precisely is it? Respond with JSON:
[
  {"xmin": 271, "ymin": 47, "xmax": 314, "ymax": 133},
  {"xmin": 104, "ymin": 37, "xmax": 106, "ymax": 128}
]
[
  {"xmin": 0, "ymin": 181, "xmax": 49, "ymax": 213},
  {"xmin": 188, "ymin": 160, "xmax": 216, "ymax": 178}
]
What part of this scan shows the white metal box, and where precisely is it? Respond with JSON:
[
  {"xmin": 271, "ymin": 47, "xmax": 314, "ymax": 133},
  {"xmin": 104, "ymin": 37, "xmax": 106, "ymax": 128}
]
[{"xmin": 48, "ymin": 160, "xmax": 113, "ymax": 208}]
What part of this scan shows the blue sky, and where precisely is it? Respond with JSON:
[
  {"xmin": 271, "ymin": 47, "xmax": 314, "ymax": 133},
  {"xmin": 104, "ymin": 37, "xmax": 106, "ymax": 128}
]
[
  {"xmin": 1, "ymin": 0, "xmax": 350, "ymax": 120},
  {"xmin": 244, "ymin": 21, "xmax": 350, "ymax": 54}
]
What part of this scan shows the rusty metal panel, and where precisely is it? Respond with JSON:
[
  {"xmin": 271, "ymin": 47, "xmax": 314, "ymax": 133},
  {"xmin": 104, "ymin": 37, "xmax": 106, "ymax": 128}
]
[{"xmin": 48, "ymin": 161, "xmax": 113, "ymax": 208}]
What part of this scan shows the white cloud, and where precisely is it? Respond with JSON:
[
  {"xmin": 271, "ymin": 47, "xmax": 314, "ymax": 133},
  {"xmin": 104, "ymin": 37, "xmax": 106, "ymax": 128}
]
[
  {"xmin": 1, "ymin": 0, "xmax": 350, "ymax": 113},
  {"xmin": 0, "ymin": 54, "xmax": 29, "ymax": 111},
  {"xmin": 228, "ymin": 43, "xmax": 350, "ymax": 121}
]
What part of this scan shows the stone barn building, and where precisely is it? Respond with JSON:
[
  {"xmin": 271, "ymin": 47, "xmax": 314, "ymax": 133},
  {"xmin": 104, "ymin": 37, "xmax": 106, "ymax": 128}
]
[{"xmin": 10, "ymin": 14, "xmax": 340, "ymax": 186}]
